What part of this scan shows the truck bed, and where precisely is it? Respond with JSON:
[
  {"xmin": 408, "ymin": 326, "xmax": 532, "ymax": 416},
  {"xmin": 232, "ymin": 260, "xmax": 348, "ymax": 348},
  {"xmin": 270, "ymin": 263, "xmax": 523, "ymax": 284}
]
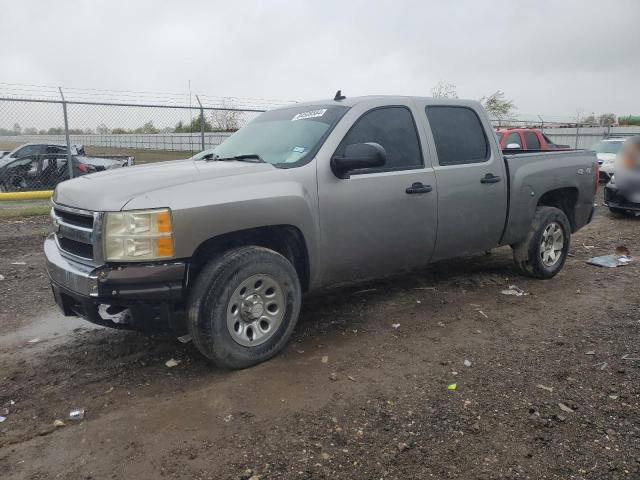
[{"xmin": 500, "ymin": 149, "xmax": 598, "ymax": 246}]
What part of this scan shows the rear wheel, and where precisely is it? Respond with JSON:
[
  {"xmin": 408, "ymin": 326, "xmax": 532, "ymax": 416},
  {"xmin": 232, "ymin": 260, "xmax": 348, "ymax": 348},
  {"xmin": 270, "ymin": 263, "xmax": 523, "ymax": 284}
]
[
  {"xmin": 512, "ymin": 207, "xmax": 571, "ymax": 279},
  {"xmin": 187, "ymin": 246, "xmax": 301, "ymax": 369}
]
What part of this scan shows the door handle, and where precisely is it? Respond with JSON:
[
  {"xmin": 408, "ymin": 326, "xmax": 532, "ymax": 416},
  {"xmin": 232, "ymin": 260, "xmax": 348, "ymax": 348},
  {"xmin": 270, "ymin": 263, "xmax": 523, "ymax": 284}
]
[
  {"xmin": 481, "ymin": 173, "xmax": 502, "ymax": 184},
  {"xmin": 406, "ymin": 182, "xmax": 433, "ymax": 194}
]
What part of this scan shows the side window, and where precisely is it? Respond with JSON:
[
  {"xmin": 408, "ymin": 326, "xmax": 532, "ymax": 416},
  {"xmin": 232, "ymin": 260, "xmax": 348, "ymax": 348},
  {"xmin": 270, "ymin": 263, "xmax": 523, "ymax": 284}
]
[
  {"xmin": 336, "ymin": 107, "xmax": 423, "ymax": 170},
  {"xmin": 425, "ymin": 106, "xmax": 489, "ymax": 165},
  {"xmin": 7, "ymin": 157, "xmax": 38, "ymax": 173},
  {"xmin": 505, "ymin": 132, "xmax": 522, "ymax": 148},
  {"xmin": 46, "ymin": 146, "xmax": 67, "ymax": 154},
  {"xmin": 13, "ymin": 145, "xmax": 40, "ymax": 158},
  {"xmin": 524, "ymin": 131, "xmax": 540, "ymax": 150}
]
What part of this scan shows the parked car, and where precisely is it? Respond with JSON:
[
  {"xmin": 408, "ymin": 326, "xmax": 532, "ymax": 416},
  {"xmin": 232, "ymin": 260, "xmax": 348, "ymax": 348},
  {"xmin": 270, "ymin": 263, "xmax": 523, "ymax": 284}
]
[
  {"xmin": 0, "ymin": 142, "xmax": 133, "ymax": 169},
  {"xmin": 604, "ymin": 136, "xmax": 640, "ymax": 215},
  {"xmin": 496, "ymin": 128, "xmax": 570, "ymax": 151},
  {"xmin": 0, "ymin": 147, "xmax": 133, "ymax": 192},
  {"xmin": 590, "ymin": 137, "xmax": 626, "ymax": 182},
  {"xmin": 46, "ymin": 95, "xmax": 598, "ymax": 369}
]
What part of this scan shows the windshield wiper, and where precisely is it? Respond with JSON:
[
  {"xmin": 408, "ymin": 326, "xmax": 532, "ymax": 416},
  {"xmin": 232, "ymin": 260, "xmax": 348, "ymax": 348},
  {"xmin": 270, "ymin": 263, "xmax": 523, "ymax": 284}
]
[{"xmin": 217, "ymin": 154, "xmax": 265, "ymax": 163}]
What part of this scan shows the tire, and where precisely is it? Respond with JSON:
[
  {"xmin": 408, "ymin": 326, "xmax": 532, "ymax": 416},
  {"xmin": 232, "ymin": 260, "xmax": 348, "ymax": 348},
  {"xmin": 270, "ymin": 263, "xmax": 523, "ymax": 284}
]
[
  {"xmin": 512, "ymin": 206, "xmax": 571, "ymax": 279},
  {"xmin": 187, "ymin": 246, "xmax": 301, "ymax": 369}
]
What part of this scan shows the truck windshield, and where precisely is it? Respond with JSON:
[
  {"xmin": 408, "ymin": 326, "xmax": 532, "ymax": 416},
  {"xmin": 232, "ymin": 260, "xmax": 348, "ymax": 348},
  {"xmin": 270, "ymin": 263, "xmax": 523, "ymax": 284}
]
[{"xmin": 194, "ymin": 105, "xmax": 348, "ymax": 166}]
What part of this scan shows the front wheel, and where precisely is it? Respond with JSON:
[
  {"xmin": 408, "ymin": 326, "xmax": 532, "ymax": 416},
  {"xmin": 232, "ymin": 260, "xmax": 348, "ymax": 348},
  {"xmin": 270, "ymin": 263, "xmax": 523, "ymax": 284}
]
[
  {"xmin": 187, "ymin": 246, "xmax": 301, "ymax": 369},
  {"xmin": 512, "ymin": 206, "xmax": 571, "ymax": 279}
]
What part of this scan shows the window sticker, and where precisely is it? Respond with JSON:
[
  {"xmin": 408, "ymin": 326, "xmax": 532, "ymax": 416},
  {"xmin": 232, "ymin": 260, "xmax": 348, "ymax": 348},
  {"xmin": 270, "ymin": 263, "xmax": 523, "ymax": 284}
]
[
  {"xmin": 291, "ymin": 109, "xmax": 327, "ymax": 122},
  {"xmin": 292, "ymin": 146, "xmax": 306, "ymax": 153}
]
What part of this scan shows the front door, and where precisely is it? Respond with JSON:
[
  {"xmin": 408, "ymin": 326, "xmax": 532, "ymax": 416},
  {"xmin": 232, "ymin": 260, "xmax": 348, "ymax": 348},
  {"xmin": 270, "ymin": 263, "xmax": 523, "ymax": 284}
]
[{"xmin": 317, "ymin": 104, "xmax": 438, "ymax": 285}]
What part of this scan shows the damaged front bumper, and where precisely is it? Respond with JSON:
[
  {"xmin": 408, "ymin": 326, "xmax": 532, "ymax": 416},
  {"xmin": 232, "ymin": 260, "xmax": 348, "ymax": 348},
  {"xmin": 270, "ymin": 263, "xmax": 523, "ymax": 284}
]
[
  {"xmin": 45, "ymin": 234, "xmax": 186, "ymax": 328},
  {"xmin": 604, "ymin": 184, "xmax": 640, "ymax": 212}
]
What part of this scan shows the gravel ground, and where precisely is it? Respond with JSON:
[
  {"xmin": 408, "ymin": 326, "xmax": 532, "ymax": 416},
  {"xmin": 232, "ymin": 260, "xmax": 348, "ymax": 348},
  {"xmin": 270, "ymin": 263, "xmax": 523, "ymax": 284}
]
[{"xmin": 0, "ymin": 195, "xmax": 639, "ymax": 480}]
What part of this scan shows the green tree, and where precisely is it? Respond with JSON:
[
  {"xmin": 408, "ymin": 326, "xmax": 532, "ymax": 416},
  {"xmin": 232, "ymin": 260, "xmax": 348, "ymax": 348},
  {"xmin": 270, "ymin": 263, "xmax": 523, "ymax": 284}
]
[{"xmin": 480, "ymin": 91, "xmax": 516, "ymax": 120}]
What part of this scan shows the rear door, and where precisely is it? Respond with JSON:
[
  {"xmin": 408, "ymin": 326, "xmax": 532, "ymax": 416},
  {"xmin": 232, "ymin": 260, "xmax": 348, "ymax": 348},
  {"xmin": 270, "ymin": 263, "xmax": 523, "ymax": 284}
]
[
  {"xmin": 419, "ymin": 103, "xmax": 508, "ymax": 261},
  {"xmin": 317, "ymin": 102, "xmax": 438, "ymax": 284}
]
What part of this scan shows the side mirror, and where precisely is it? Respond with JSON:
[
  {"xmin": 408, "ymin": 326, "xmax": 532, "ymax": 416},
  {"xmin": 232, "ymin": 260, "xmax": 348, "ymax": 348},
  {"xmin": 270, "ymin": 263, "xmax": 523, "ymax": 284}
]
[
  {"xmin": 330, "ymin": 142, "xmax": 387, "ymax": 179},
  {"xmin": 506, "ymin": 143, "xmax": 521, "ymax": 149}
]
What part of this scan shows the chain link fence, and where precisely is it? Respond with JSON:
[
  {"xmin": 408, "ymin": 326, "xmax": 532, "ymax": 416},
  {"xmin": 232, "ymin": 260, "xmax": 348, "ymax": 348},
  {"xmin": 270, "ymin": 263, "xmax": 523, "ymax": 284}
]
[
  {"xmin": 0, "ymin": 86, "xmax": 295, "ymax": 192},
  {"xmin": 2, "ymin": 84, "xmax": 639, "ymax": 193}
]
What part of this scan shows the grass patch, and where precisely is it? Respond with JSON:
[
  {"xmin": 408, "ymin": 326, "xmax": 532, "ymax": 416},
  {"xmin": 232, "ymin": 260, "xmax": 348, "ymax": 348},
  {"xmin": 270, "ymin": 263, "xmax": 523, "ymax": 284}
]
[{"xmin": 0, "ymin": 206, "xmax": 51, "ymax": 218}]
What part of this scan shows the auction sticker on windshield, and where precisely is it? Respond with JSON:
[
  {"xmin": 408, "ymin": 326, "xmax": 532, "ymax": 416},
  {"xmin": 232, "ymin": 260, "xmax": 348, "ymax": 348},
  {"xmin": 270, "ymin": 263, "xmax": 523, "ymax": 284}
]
[{"xmin": 291, "ymin": 109, "xmax": 327, "ymax": 121}]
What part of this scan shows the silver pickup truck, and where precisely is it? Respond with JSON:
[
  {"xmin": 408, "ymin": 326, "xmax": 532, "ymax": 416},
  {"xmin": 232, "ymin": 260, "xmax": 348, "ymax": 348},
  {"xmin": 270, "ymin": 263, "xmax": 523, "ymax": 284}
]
[{"xmin": 46, "ymin": 95, "xmax": 598, "ymax": 368}]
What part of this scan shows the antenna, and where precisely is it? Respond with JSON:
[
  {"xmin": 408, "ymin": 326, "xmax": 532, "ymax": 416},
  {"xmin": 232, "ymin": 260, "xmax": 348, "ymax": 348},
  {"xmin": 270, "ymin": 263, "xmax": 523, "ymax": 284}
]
[{"xmin": 334, "ymin": 90, "xmax": 346, "ymax": 101}]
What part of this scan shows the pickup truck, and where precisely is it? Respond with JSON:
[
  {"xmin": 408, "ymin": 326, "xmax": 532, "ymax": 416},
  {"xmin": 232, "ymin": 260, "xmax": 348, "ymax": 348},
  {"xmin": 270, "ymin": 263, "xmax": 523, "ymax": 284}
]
[
  {"xmin": 46, "ymin": 95, "xmax": 598, "ymax": 369},
  {"xmin": 496, "ymin": 128, "xmax": 570, "ymax": 151}
]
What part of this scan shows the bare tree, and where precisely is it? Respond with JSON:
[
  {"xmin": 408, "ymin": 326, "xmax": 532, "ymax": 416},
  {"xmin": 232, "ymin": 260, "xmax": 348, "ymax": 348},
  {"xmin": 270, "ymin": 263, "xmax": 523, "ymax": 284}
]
[
  {"xmin": 598, "ymin": 113, "xmax": 616, "ymax": 126},
  {"xmin": 210, "ymin": 101, "xmax": 244, "ymax": 132},
  {"xmin": 431, "ymin": 81, "xmax": 458, "ymax": 99},
  {"xmin": 480, "ymin": 91, "xmax": 516, "ymax": 120}
]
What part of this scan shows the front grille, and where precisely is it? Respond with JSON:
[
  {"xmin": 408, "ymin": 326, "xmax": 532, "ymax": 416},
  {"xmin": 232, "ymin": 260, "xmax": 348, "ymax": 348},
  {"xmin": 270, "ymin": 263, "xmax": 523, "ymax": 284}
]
[
  {"xmin": 52, "ymin": 204, "xmax": 97, "ymax": 262},
  {"xmin": 54, "ymin": 208, "xmax": 94, "ymax": 228},
  {"xmin": 58, "ymin": 237, "xmax": 94, "ymax": 259}
]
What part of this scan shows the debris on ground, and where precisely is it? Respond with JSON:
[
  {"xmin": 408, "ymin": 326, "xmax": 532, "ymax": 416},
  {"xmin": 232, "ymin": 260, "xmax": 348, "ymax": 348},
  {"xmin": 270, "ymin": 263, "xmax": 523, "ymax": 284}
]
[
  {"xmin": 500, "ymin": 285, "xmax": 527, "ymax": 296},
  {"xmin": 165, "ymin": 358, "xmax": 181, "ymax": 368},
  {"xmin": 585, "ymin": 350, "xmax": 595, "ymax": 355},
  {"xmin": 68, "ymin": 409, "xmax": 85, "ymax": 420},
  {"xmin": 53, "ymin": 419, "xmax": 65, "ymax": 427},
  {"xmin": 397, "ymin": 442, "xmax": 410, "ymax": 452},
  {"xmin": 0, "ymin": 416, "xmax": 6, "ymax": 423},
  {"xmin": 463, "ymin": 359, "xmax": 472, "ymax": 367},
  {"xmin": 621, "ymin": 353, "xmax": 640, "ymax": 361},
  {"xmin": 615, "ymin": 245, "xmax": 631, "ymax": 257},
  {"xmin": 587, "ymin": 254, "xmax": 632, "ymax": 268},
  {"xmin": 391, "ymin": 323, "xmax": 400, "ymax": 329},
  {"xmin": 329, "ymin": 372, "xmax": 338, "ymax": 381},
  {"xmin": 11, "ymin": 261, "xmax": 26, "ymax": 265},
  {"xmin": 536, "ymin": 384, "xmax": 554, "ymax": 392},
  {"xmin": 478, "ymin": 310, "xmax": 488, "ymax": 319},
  {"xmin": 347, "ymin": 375, "xmax": 356, "ymax": 382},
  {"xmin": 321, "ymin": 355, "xmax": 329, "ymax": 363},
  {"xmin": 448, "ymin": 383, "xmax": 457, "ymax": 391},
  {"xmin": 0, "ymin": 274, "xmax": 4, "ymax": 281},
  {"xmin": 177, "ymin": 334, "xmax": 192, "ymax": 344},
  {"xmin": 558, "ymin": 403, "xmax": 575, "ymax": 413}
]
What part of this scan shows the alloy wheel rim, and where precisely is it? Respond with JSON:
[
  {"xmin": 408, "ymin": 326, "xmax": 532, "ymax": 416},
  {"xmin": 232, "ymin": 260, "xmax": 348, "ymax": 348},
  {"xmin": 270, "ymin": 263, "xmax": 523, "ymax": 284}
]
[
  {"xmin": 226, "ymin": 274, "xmax": 285, "ymax": 347},
  {"xmin": 540, "ymin": 222, "xmax": 564, "ymax": 267}
]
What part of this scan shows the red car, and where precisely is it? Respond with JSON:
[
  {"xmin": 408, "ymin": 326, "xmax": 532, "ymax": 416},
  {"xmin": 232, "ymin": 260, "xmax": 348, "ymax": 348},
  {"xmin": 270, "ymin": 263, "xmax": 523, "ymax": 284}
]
[{"xmin": 496, "ymin": 128, "xmax": 570, "ymax": 151}]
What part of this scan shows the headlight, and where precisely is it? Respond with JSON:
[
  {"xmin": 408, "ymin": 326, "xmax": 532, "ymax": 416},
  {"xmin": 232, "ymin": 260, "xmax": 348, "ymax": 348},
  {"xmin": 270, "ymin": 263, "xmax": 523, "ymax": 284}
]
[{"xmin": 104, "ymin": 208, "xmax": 174, "ymax": 261}]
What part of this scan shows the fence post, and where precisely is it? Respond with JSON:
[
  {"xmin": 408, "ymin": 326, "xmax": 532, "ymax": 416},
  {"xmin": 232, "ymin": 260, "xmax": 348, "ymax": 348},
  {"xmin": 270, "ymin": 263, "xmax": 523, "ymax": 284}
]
[
  {"xmin": 58, "ymin": 87, "xmax": 74, "ymax": 179},
  {"xmin": 196, "ymin": 95, "xmax": 205, "ymax": 151},
  {"xmin": 575, "ymin": 123, "xmax": 580, "ymax": 149}
]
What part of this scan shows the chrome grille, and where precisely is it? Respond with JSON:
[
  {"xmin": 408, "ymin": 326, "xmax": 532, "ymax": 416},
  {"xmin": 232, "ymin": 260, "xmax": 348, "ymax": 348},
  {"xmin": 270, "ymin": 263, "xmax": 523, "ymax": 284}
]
[{"xmin": 51, "ymin": 203, "xmax": 101, "ymax": 264}]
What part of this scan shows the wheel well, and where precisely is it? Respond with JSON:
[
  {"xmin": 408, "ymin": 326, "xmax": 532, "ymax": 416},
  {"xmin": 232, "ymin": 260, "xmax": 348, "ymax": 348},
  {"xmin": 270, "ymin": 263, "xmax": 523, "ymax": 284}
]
[
  {"xmin": 189, "ymin": 225, "xmax": 311, "ymax": 292},
  {"xmin": 537, "ymin": 188, "xmax": 578, "ymax": 231}
]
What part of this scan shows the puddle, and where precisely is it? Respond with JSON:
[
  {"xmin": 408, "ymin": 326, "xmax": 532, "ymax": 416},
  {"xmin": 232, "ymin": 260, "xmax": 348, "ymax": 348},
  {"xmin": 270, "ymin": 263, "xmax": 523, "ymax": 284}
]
[{"xmin": 0, "ymin": 309, "xmax": 102, "ymax": 349}]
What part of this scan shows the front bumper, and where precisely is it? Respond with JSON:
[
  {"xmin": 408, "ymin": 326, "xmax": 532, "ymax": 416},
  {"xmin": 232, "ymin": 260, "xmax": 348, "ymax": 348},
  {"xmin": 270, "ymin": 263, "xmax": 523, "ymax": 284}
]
[
  {"xmin": 45, "ymin": 234, "xmax": 187, "ymax": 326},
  {"xmin": 604, "ymin": 184, "xmax": 640, "ymax": 212}
]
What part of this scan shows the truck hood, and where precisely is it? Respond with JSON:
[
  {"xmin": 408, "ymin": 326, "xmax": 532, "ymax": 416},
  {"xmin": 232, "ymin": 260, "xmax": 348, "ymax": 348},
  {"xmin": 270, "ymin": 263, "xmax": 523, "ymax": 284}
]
[{"xmin": 54, "ymin": 159, "xmax": 274, "ymax": 211}]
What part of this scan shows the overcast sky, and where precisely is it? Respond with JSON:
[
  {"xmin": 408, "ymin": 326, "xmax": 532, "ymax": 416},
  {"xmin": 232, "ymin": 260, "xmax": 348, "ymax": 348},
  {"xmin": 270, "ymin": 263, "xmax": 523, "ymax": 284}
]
[{"xmin": 2, "ymin": 0, "xmax": 639, "ymax": 119}]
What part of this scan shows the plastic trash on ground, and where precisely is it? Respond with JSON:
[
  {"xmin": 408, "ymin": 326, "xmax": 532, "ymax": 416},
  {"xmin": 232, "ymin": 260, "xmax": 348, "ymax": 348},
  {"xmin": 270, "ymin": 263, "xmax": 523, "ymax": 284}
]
[
  {"xmin": 69, "ymin": 409, "xmax": 85, "ymax": 420},
  {"xmin": 586, "ymin": 254, "xmax": 632, "ymax": 268},
  {"xmin": 500, "ymin": 285, "xmax": 526, "ymax": 296}
]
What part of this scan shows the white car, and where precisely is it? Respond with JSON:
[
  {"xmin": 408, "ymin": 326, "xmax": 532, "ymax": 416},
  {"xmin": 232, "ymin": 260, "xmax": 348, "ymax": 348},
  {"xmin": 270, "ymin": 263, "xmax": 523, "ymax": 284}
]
[{"xmin": 591, "ymin": 138, "xmax": 626, "ymax": 182}]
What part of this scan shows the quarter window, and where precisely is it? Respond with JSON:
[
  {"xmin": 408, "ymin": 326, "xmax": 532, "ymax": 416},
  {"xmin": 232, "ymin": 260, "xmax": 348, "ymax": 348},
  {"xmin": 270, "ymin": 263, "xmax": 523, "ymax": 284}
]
[
  {"xmin": 505, "ymin": 132, "xmax": 522, "ymax": 149},
  {"xmin": 336, "ymin": 107, "xmax": 423, "ymax": 171},
  {"xmin": 523, "ymin": 131, "xmax": 541, "ymax": 150},
  {"xmin": 426, "ymin": 106, "xmax": 489, "ymax": 165}
]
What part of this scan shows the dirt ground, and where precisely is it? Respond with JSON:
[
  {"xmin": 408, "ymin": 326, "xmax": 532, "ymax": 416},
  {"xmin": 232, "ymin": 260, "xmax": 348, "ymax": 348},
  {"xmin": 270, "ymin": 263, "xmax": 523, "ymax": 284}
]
[{"xmin": 0, "ymin": 194, "xmax": 639, "ymax": 480}]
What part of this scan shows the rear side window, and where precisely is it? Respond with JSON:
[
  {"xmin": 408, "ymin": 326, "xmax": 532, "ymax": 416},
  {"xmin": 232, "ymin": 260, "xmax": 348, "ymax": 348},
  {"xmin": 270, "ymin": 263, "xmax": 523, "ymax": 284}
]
[
  {"xmin": 524, "ymin": 131, "xmax": 541, "ymax": 150},
  {"xmin": 426, "ymin": 106, "xmax": 489, "ymax": 165},
  {"xmin": 337, "ymin": 107, "xmax": 423, "ymax": 170},
  {"xmin": 505, "ymin": 132, "xmax": 522, "ymax": 148}
]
